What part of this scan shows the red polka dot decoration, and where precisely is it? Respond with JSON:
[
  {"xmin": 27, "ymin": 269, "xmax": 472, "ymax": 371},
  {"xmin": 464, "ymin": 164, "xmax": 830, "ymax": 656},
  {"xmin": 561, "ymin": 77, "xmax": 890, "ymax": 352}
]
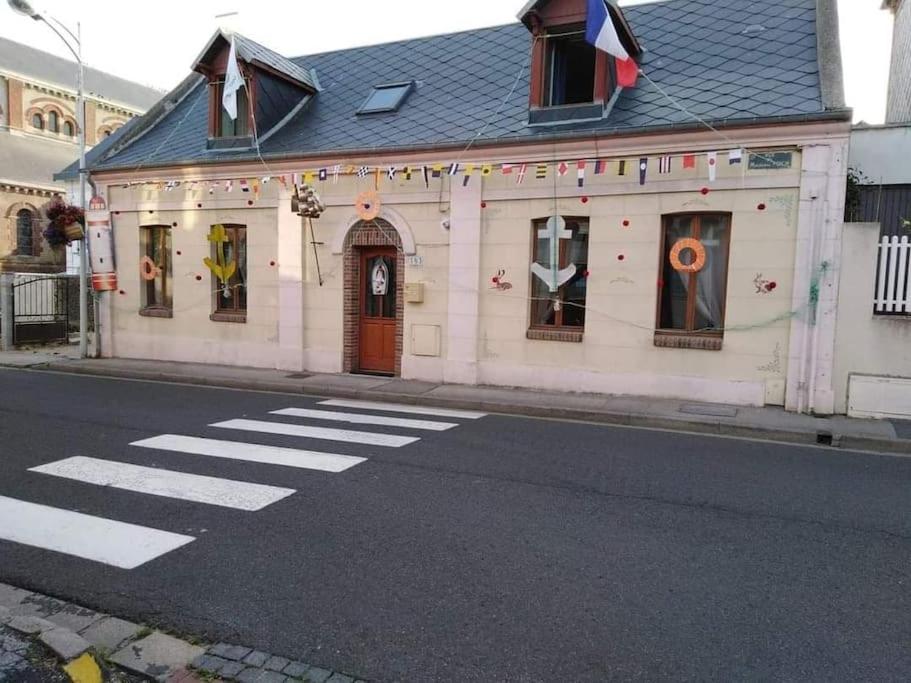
[
  {"xmin": 247, "ymin": 200, "xmax": 254, "ymax": 206},
  {"xmin": 172, "ymin": 222, "xmax": 177, "ymax": 227},
  {"xmin": 757, "ymin": 203, "xmax": 766, "ymax": 211},
  {"xmin": 114, "ymin": 211, "xmax": 120, "ymax": 215},
  {"xmin": 768, "ymin": 281, "xmax": 777, "ymax": 291},
  {"xmin": 176, "ymin": 250, "xmax": 182, "ymax": 256},
  {"xmin": 480, "ymin": 201, "xmax": 487, "ymax": 209},
  {"xmin": 581, "ymin": 196, "xmax": 589, "ymax": 204},
  {"xmin": 195, "ymin": 275, "xmax": 202, "ymax": 281},
  {"xmin": 118, "ymin": 289, "xmax": 126, "ymax": 295},
  {"xmin": 197, "ymin": 203, "xmax": 203, "ymax": 209},
  {"xmin": 269, "ymin": 260, "xmax": 276, "ymax": 267},
  {"xmin": 622, "ymin": 219, "xmax": 630, "ymax": 228},
  {"xmin": 617, "ymin": 254, "xmax": 625, "ymax": 261},
  {"xmin": 700, "ymin": 187, "xmax": 710, "ymax": 195}
]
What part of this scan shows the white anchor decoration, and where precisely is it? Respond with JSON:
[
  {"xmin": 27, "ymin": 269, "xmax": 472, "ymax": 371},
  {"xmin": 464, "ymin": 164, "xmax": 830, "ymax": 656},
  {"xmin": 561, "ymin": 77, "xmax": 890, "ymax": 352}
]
[{"xmin": 530, "ymin": 215, "xmax": 577, "ymax": 292}]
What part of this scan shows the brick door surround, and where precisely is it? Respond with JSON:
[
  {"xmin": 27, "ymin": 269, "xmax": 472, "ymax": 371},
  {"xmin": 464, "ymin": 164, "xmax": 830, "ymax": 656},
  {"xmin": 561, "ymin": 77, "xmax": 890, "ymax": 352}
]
[{"xmin": 342, "ymin": 219, "xmax": 404, "ymax": 375}]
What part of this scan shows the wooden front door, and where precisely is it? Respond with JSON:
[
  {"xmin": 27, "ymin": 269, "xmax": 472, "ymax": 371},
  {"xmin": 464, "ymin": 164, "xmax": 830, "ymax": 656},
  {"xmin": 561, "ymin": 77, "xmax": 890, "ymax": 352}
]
[{"xmin": 358, "ymin": 247, "xmax": 397, "ymax": 374}]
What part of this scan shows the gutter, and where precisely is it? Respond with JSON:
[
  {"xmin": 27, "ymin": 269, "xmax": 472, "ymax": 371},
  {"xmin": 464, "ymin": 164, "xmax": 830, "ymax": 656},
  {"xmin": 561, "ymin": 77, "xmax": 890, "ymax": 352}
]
[{"xmin": 90, "ymin": 109, "xmax": 855, "ymax": 176}]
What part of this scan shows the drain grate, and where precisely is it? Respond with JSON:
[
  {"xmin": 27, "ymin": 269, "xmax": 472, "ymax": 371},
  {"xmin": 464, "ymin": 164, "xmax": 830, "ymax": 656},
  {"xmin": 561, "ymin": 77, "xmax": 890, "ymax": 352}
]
[
  {"xmin": 285, "ymin": 372, "xmax": 312, "ymax": 379},
  {"xmin": 678, "ymin": 403, "xmax": 738, "ymax": 418}
]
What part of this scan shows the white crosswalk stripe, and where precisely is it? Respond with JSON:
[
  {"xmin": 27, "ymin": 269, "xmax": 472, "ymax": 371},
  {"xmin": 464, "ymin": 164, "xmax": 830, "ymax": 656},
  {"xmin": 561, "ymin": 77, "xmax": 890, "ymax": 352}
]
[
  {"xmin": 210, "ymin": 418, "xmax": 420, "ymax": 447},
  {"xmin": 0, "ymin": 495, "xmax": 195, "ymax": 569},
  {"xmin": 270, "ymin": 407, "xmax": 457, "ymax": 431},
  {"xmin": 318, "ymin": 398, "xmax": 487, "ymax": 419},
  {"xmin": 131, "ymin": 434, "xmax": 366, "ymax": 472},
  {"xmin": 5, "ymin": 397, "xmax": 485, "ymax": 568},
  {"xmin": 29, "ymin": 456, "xmax": 296, "ymax": 511}
]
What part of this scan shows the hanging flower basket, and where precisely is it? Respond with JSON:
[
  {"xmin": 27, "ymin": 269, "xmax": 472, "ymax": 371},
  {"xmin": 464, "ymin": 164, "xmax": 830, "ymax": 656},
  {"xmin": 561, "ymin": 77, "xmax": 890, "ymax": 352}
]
[{"xmin": 43, "ymin": 197, "xmax": 85, "ymax": 245}]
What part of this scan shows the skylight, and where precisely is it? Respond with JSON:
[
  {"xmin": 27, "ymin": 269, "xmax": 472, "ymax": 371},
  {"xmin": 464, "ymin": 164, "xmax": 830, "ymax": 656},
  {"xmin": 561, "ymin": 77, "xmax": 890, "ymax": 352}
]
[{"xmin": 357, "ymin": 82, "xmax": 414, "ymax": 114}]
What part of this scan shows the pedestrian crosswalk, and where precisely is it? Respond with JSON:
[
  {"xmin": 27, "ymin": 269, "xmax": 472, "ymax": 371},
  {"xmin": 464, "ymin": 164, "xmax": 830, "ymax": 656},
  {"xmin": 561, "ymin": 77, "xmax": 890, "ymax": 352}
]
[{"xmin": 1, "ymin": 398, "xmax": 486, "ymax": 569}]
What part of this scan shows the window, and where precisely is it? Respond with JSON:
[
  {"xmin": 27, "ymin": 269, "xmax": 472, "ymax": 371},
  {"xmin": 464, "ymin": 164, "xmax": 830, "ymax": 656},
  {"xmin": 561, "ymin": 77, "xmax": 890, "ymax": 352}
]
[
  {"xmin": 211, "ymin": 224, "xmax": 247, "ymax": 321},
  {"xmin": 31, "ymin": 113, "xmax": 43, "ymax": 129},
  {"xmin": 656, "ymin": 213, "xmax": 731, "ymax": 349},
  {"xmin": 357, "ymin": 82, "xmax": 414, "ymax": 114},
  {"xmin": 214, "ymin": 79, "xmax": 250, "ymax": 137},
  {"xmin": 544, "ymin": 32, "xmax": 596, "ymax": 106},
  {"xmin": 16, "ymin": 209, "xmax": 35, "ymax": 256},
  {"xmin": 139, "ymin": 226, "xmax": 173, "ymax": 316},
  {"xmin": 63, "ymin": 121, "xmax": 74, "ymax": 137},
  {"xmin": 47, "ymin": 111, "xmax": 58, "ymax": 133},
  {"xmin": 528, "ymin": 216, "xmax": 588, "ymax": 341}
]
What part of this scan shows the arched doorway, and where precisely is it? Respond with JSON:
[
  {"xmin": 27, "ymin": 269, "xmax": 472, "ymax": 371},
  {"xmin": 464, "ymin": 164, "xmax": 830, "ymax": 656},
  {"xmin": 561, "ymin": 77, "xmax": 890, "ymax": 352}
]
[{"xmin": 342, "ymin": 219, "xmax": 403, "ymax": 375}]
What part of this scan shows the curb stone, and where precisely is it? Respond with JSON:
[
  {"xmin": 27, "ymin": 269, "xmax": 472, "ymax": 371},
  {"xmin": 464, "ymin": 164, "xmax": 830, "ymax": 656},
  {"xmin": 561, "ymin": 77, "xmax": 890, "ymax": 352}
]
[
  {"xmin": 194, "ymin": 642, "xmax": 369, "ymax": 682},
  {"xmin": 0, "ymin": 583, "xmax": 372, "ymax": 682}
]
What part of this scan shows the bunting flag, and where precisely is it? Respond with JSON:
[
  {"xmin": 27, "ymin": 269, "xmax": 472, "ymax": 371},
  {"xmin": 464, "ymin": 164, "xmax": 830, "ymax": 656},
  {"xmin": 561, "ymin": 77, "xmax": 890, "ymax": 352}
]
[
  {"xmin": 225, "ymin": 179, "xmax": 233, "ymax": 193},
  {"xmin": 387, "ymin": 166, "xmax": 397, "ymax": 180},
  {"xmin": 403, "ymin": 166, "xmax": 413, "ymax": 181},
  {"xmin": 618, "ymin": 160, "xmax": 627, "ymax": 176},
  {"xmin": 638, "ymin": 158, "xmax": 648, "ymax": 185},
  {"xmin": 463, "ymin": 164, "xmax": 474, "ymax": 187},
  {"xmin": 421, "ymin": 165, "xmax": 430, "ymax": 188},
  {"xmin": 208, "ymin": 182, "xmax": 216, "ymax": 195},
  {"xmin": 252, "ymin": 178, "xmax": 260, "ymax": 198},
  {"xmin": 481, "ymin": 164, "xmax": 493, "ymax": 177},
  {"xmin": 304, "ymin": 171, "xmax": 315, "ymax": 184},
  {"xmin": 432, "ymin": 164, "xmax": 443, "ymax": 178},
  {"xmin": 658, "ymin": 155, "xmax": 672, "ymax": 174},
  {"xmin": 577, "ymin": 160, "xmax": 586, "ymax": 187},
  {"xmin": 278, "ymin": 175, "xmax": 288, "ymax": 188},
  {"xmin": 516, "ymin": 163, "xmax": 528, "ymax": 184},
  {"xmin": 448, "ymin": 163, "xmax": 460, "ymax": 176},
  {"xmin": 707, "ymin": 152, "xmax": 718, "ymax": 181},
  {"xmin": 682, "ymin": 154, "xmax": 696, "ymax": 169},
  {"xmin": 557, "ymin": 161, "xmax": 569, "ymax": 177},
  {"xmin": 728, "ymin": 148, "xmax": 743, "ymax": 165},
  {"xmin": 501, "ymin": 163, "xmax": 513, "ymax": 175},
  {"xmin": 357, "ymin": 166, "xmax": 370, "ymax": 178},
  {"xmin": 594, "ymin": 159, "xmax": 606, "ymax": 175},
  {"xmin": 332, "ymin": 165, "xmax": 341, "ymax": 183},
  {"xmin": 240, "ymin": 179, "xmax": 250, "ymax": 192},
  {"xmin": 261, "ymin": 176, "xmax": 270, "ymax": 184},
  {"xmin": 375, "ymin": 167, "xmax": 381, "ymax": 189},
  {"xmin": 318, "ymin": 168, "xmax": 328, "ymax": 182},
  {"xmin": 536, "ymin": 163, "xmax": 548, "ymax": 179}
]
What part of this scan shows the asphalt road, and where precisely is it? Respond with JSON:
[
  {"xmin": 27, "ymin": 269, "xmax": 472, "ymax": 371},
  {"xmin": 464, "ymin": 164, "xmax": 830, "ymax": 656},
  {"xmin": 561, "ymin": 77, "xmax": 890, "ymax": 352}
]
[{"xmin": 0, "ymin": 368, "xmax": 909, "ymax": 682}]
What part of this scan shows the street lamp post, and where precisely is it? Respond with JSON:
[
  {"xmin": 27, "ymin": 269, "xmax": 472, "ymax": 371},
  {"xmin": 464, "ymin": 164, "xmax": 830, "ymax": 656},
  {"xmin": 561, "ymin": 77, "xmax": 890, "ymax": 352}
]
[{"xmin": 9, "ymin": 0, "xmax": 89, "ymax": 358}]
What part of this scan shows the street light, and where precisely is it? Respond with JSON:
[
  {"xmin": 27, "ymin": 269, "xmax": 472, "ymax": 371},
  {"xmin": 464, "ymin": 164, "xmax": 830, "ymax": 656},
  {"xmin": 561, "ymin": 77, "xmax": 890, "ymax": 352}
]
[{"xmin": 8, "ymin": 0, "xmax": 89, "ymax": 359}]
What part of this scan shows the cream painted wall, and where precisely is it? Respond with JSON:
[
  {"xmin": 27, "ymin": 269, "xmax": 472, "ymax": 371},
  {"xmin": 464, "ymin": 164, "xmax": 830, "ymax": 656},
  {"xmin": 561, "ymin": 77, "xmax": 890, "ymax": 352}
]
[
  {"xmin": 106, "ymin": 183, "xmax": 284, "ymax": 368},
  {"xmin": 476, "ymin": 161, "xmax": 799, "ymax": 405},
  {"xmin": 832, "ymin": 222, "xmax": 911, "ymax": 414}
]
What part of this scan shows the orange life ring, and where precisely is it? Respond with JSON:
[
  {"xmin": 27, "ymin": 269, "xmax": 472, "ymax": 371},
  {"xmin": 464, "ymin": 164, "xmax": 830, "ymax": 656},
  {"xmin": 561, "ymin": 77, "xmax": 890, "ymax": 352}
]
[
  {"xmin": 139, "ymin": 255, "xmax": 160, "ymax": 281},
  {"xmin": 355, "ymin": 190, "xmax": 381, "ymax": 221},
  {"xmin": 669, "ymin": 238, "xmax": 706, "ymax": 273}
]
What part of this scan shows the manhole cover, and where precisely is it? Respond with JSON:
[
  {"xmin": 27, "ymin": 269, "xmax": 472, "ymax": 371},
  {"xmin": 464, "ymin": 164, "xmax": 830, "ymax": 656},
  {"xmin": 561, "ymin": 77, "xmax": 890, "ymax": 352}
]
[{"xmin": 285, "ymin": 372, "xmax": 312, "ymax": 379}]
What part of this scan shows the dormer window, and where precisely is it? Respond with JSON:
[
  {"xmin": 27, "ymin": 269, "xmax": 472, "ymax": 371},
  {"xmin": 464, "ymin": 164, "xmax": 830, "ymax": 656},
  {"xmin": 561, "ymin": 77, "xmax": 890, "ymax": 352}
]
[
  {"xmin": 192, "ymin": 31, "xmax": 317, "ymax": 151},
  {"xmin": 543, "ymin": 30, "xmax": 596, "ymax": 106},
  {"xmin": 214, "ymin": 78, "xmax": 250, "ymax": 138}
]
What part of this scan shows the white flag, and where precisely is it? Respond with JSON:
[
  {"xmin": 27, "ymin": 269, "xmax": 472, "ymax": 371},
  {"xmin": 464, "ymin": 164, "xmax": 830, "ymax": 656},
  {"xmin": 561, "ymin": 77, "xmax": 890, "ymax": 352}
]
[
  {"xmin": 222, "ymin": 36, "xmax": 244, "ymax": 121},
  {"xmin": 707, "ymin": 152, "xmax": 718, "ymax": 182}
]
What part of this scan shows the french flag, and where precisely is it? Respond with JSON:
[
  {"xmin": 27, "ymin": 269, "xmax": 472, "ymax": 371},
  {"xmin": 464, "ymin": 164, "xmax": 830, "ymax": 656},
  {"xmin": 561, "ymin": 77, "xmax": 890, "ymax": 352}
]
[{"xmin": 586, "ymin": 0, "xmax": 638, "ymax": 88}]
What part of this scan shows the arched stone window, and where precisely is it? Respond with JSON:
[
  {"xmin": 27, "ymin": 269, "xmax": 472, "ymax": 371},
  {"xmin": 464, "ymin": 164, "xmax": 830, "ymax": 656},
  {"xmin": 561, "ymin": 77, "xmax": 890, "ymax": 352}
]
[
  {"xmin": 16, "ymin": 209, "xmax": 35, "ymax": 255},
  {"xmin": 47, "ymin": 111, "xmax": 59, "ymax": 133},
  {"xmin": 63, "ymin": 120, "xmax": 74, "ymax": 137},
  {"xmin": 31, "ymin": 113, "xmax": 44, "ymax": 129}
]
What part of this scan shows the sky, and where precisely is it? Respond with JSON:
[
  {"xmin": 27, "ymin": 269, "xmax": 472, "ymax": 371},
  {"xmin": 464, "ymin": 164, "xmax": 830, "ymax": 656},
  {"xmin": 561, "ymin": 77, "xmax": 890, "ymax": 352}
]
[{"xmin": 0, "ymin": 0, "xmax": 895, "ymax": 123}]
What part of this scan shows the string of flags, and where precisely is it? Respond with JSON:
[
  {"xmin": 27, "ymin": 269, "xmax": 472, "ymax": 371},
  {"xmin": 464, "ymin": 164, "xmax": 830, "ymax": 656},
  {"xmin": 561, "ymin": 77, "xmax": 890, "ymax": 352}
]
[{"xmin": 124, "ymin": 148, "xmax": 777, "ymax": 193}]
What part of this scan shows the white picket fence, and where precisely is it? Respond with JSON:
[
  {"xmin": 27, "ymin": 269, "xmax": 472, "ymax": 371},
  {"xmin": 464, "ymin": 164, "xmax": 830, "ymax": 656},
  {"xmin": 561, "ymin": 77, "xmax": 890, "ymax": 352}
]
[{"xmin": 875, "ymin": 235, "xmax": 911, "ymax": 314}]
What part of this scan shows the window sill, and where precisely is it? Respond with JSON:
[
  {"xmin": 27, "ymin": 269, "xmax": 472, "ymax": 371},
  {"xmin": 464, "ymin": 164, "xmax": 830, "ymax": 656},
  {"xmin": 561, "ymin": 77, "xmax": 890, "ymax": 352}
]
[
  {"xmin": 210, "ymin": 311, "xmax": 247, "ymax": 324},
  {"xmin": 139, "ymin": 307, "xmax": 173, "ymax": 319},
  {"xmin": 653, "ymin": 332, "xmax": 723, "ymax": 351},
  {"xmin": 526, "ymin": 328, "xmax": 583, "ymax": 343}
]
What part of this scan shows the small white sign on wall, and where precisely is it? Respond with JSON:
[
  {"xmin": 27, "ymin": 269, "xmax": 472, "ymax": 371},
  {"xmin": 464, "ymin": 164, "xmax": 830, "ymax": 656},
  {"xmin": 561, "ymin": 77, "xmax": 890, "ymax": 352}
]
[{"xmin": 407, "ymin": 254, "xmax": 424, "ymax": 267}]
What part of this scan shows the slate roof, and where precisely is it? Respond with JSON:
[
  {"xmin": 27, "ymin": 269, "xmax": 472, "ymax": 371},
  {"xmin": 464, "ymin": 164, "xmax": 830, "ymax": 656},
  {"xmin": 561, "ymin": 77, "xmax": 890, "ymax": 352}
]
[
  {"xmin": 93, "ymin": 0, "xmax": 844, "ymax": 172},
  {"xmin": 0, "ymin": 131, "xmax": 76, "ymax": 189},
  {"xmin": 0, "ymin": 37, "xmax": 162, "ymax": 111},
  {"xmin": 232, "ymin": 33, "xmax": 317, "ymax": 91}
]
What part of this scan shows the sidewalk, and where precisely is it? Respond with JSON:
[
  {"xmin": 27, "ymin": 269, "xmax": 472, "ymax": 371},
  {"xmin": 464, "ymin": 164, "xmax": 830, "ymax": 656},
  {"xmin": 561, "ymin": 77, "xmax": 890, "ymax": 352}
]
[{"xmin": 2, "ymin": 350, "xmax": 908, "ymax": 454}]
